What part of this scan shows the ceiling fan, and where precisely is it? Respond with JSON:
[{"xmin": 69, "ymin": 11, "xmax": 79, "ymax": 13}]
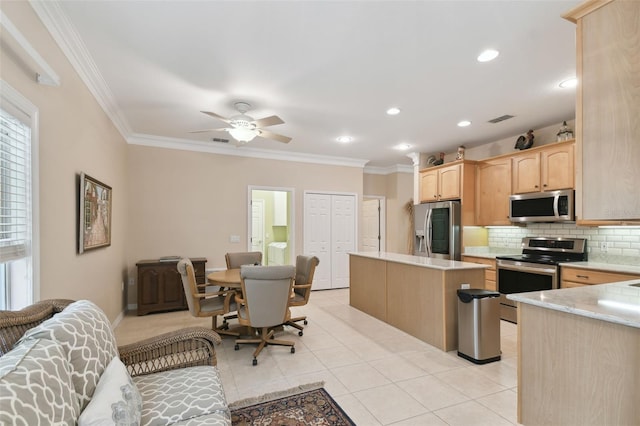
[{"xmin": 190, "ymin": 102, "xmax": 291, "ymax": 145}]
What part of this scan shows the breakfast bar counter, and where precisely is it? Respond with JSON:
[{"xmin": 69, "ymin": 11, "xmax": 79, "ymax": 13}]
[
  {"xmin": 508, "ymin": 280, "xmax": 640, "ymax": 425},
  {"xmin": 349, "ymin": 252, "xmax": 487, "ymax": 351}
]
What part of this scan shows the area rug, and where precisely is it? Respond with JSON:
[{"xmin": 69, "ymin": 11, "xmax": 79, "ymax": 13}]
[{"xmin": 229, "ymin": 381, "xmax": 355, "ymax": 425}]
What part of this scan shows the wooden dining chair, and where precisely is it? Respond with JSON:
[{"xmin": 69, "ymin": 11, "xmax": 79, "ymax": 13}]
[
  {"xmin": 177, "ymin": 258, "xmax": 239, "ymax": 337},
  {"xmin": 234, "ymin": 265, "xmax": 296, "ymax": 365}
]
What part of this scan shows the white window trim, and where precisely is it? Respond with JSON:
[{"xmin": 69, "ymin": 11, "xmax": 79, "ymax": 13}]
[{"xmin": 1, "ymin": 80, "xmax": 40, "ymax": 303}]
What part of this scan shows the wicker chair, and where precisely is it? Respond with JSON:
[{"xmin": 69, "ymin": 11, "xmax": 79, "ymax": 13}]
[
  {"xmin": 285, "ymin": 255, "xmax": 319, "ymax": 336},
  {"xmin": 0, "ymin": 299, "xmax": 222, "ymax": 376}
]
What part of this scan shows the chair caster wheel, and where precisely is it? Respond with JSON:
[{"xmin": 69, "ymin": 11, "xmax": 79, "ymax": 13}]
[
  {"xmin": 298, "ymin": 331, "xmax": 303, "ymax": 336},
  {"xmin": 234, "ymin": 344, "xmax": 239, "ymax": 351},
  {"xmin": 252, "ymin": 359, "xmax": 257, "ymax": 366},
  {"xmin": 291, "ymin": 347, "xmax": 295, "ymax": 354},
  {"xmin": 303, "ymin": 320, "xmax": 308, "ymax": 325}
]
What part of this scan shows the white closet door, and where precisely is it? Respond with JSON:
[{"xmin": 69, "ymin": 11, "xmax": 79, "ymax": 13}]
[
  {"xmin": 331, "ymin": 195, "xmax": 355, "ymax": 288},
  {"xmin": 304, "ymin": 193, "xmax": 331, "ymax": 290}
]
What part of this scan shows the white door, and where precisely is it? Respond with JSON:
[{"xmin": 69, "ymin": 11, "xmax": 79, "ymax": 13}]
[
  {"xmin": 251, "ymin": 199, "xmax": 265, "ymax": 254},
  {"xmin": 362, "ymin": 199, "xmax": 381, "ymax": 252},
  {"xmin": 304, "ymin": 193, "xmax": 331, "ymax": 290},
  {"xmin": 304, "ymin": 192, "xmax": 356, "ymax": 290},
  {"xmin": 331, "ymin": 195, "xmax": 356, "ymax": 288}
]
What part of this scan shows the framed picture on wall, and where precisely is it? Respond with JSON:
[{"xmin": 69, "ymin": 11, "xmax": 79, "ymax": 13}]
[{"xmin": 78, "ymin": 172, "xmax": 112, "ymax": 253}]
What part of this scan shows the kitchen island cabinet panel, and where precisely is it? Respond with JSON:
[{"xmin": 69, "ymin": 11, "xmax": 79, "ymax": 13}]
[
  {"xmin": 349, "ymin": 255, "xmax": 386, "ymax": 321},
  {"xmin": 349, "ymin": 252, "xmax": 486, "ymax": 351},
  {"xmin": 518, "ymin": 303, "xmax": 640, "ymax": 425}
]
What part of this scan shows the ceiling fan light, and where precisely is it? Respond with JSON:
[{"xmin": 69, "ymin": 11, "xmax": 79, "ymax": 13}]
[{"xmin": 228, "ymin": 127, "xmax": 258, "ymax": 142}]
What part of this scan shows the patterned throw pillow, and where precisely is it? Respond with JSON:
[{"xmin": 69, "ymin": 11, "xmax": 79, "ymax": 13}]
[
  {"xmin": 78, "ymin": 357, "xmax": 142, "ymax": 426},
  {"xmin": 0, "ymin": 338, "xmax": 80, "ymax": 425},
  {"xmin": 18, "ymin": 299, "xmax": 119, "ymax": 410}
]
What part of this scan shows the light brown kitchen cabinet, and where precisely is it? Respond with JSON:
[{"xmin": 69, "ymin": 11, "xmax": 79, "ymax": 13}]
[
  {"xmin": 419, "ymin": 161, "xmax": 476, "ymax": 226},
  {"xmin": 564, "ymin": 0, "xmax": 640, "ymax": 223},
  {"xmin": 419, "ymin": 164, "xmax": 460, "ymax": 202},
  {"xmin": 512, "ymin": 141, "xmax": 575, "ymax": 194},
  {"xmin": 476, "ymin": 158, "xmax": 511, "ymax": 225},
  {"xmin": 461, "ymin": 256, "xmax": 496, "ymax": 291},
  {"xmin": 560, "ymin": 265, "xmax": 640, "ymax": 288}
]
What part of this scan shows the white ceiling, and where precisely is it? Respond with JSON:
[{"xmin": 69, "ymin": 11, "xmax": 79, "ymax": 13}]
[{"xmin": 38, "ymin": 0, "xmax": 581, "ymax": 170}]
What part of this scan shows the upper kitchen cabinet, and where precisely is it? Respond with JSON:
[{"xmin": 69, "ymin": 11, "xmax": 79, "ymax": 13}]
[
  {"xmin": 419, "ymin": 161, "xmax": 476, "ymax": 225},
  {"xmin": 512, "ymin": 141, "xmax": 575, "ymax": 194},
  {"xmin": 476, "ymin": 158, "xmax": 511, "ymax": 226},
  {"xmin": 419, "ymin": 163, "xmax": 460, "ymax": 202},
  {"xmin": 564, "ymin": 0, "xmax": 640, "ymax": 223}
]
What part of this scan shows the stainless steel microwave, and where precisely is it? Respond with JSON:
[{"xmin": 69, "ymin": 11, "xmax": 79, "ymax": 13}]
[{"xmin": 509, "ymin": 189, "xmax": 574, "ymax": 223}]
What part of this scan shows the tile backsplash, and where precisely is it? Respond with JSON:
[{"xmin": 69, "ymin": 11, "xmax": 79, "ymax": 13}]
[{"xmin": 488, "ymin": 224, "xmax": 640, "ymax": 265}]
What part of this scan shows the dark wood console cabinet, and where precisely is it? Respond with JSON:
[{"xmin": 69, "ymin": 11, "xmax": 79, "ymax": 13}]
[{"xmin": 136, "ymin": 257, "xmax": 207, "ymax": 315}]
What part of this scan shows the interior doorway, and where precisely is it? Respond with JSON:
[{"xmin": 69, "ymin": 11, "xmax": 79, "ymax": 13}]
[{"xmin": 248, "ymin": 187, "xmax": 294, "ymax": 266}]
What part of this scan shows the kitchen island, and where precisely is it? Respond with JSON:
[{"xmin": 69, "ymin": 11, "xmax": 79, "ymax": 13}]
[
  {"xmin": 508, "ymin": 280, "xmax": 640, "ymax": 425},
  {"xmin": 349, "ymin": 252, "xmax": 487, "ymax": 351}
]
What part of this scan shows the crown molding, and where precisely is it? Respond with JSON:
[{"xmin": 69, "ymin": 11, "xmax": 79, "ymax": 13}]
[
  {"xmin": 128, "ymin": 133, "xmax": 370, "ymax": 168},
  {"xmin": 363, "ymin": 164, "xmax": 413, "ymax": 175},
  {"xmin": 29, "ymin": 0, "xmax": 132, "ymax": 137}
]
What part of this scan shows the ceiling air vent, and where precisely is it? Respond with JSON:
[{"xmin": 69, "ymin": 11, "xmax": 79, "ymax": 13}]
[
  {"xmin": 488, "ymin": 114, "xmax": 514, "ymax": 124},
  {"xmin": 211, "ymin": 137, "xmax": 229, "ymax": 143}
]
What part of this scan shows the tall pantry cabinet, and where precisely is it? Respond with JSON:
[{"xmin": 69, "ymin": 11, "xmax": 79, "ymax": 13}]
[
  {"xmin": 304, "ymin": 192, "xmax": 356, "ymax": 290},
  {"xmin": 564, "ymin": 0, "xmax": 640, "ymax": 223}
]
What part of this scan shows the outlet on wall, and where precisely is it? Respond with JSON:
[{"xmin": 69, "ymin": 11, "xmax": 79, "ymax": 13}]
[
  {"xmin": 461, "ymin": 283, "xmax": 470, "ymax": 289},
  {"xmin": 599, "ymin": 241, "xmax": 608, "ymax": 253}
]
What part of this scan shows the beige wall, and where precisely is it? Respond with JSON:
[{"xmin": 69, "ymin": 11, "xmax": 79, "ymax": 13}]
[
  {"xmin": 126, "ymin": 145, "xmax": 364, "ymax": 304},
  {"xmin": 0, "ymin": 3, "xmax": 129, "ymax": 321},
  {"xmin": 363, "ymin": 172, "xmax": 413, "ymax": 254}
]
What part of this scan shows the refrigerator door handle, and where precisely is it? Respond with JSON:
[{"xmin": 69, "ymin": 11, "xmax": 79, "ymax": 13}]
[{"xmin": 425, "ymin": 208, "xmax": 432, "ymax": 257}]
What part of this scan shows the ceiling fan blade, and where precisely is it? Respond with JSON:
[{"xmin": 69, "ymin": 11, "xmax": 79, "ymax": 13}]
[
  {"xmin": 252, "ymin": 115, "xmax": 284, "ymax": 128},
  {"xmin": 200, "ymin": 111, "xmax": 231, "ymax": 124},
  {"xmin": 188, "ymin": 127, "xmax": 228, "ymax": 133},
  {"xmin": 258, "ymin": 129, "xmax": 292, "ymax": 144}
]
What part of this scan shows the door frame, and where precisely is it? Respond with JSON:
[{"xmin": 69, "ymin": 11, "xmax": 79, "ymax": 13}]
[
  {"xmin": 248, "ymin": 186, "xmax": 295, "ymax": 263},
  {"xmin": 363, "ymin": 195, "xmax": 386, "ymax": 252}
]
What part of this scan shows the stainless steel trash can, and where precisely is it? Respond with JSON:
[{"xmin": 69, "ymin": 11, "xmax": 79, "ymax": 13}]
[{"xmin": 457, "ymin": 289, "xmax": 501, "ymax": 364}]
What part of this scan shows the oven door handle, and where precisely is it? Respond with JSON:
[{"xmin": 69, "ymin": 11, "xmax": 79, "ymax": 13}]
[{"xmin": 498, "ymin": 264, "xmax": 557, "ymax": 275}]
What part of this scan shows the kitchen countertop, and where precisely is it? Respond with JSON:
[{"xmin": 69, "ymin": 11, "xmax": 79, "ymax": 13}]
[
  {"xmin": 508, "ymin": 279, "xmax": 640, "ymax": 329},
  {"xmin": 559, "ymin": 261, "xmax": 640, "ymax": 275},
  {"xmin": 349, "ymin": 252, "xmax": 489, "ymax": 271}
]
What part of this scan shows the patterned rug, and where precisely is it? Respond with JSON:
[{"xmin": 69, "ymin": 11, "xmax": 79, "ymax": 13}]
[{"xmin": 229, "ymin": 382, "xmax": 355, "ymax": 425}]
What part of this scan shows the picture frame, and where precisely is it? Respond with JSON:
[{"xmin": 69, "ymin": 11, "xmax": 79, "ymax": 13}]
[{"xmin": 78, "ymin": 172, "xmax": 112, "ymax": 253}]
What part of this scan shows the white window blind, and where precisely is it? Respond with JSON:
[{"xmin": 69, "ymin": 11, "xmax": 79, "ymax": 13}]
[{"xmin": 0, "ymin": 108, "xmax": 31, "ymax": 262}]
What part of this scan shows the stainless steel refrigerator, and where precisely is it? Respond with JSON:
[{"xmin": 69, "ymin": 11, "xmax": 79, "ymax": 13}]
[{"xmin": 414, "ymin": 200, "xmax": 461, "ymax": 260}]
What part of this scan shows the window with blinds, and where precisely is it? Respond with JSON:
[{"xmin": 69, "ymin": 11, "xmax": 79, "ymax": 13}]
[{"xmin": 0, "ymin": 108, "xmax": 31, "ymax": 263}]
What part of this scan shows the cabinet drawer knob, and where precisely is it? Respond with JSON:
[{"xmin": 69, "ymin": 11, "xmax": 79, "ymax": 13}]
[
  {"xmin": 576, "ymin": 274, "xmax": 589, "ymax": 279},
  {"xmin": 543, "ymin": 184, "xmax": 548, "ymax": 187}
]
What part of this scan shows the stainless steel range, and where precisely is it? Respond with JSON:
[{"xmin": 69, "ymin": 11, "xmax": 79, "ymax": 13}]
[{"xmin": 496, "ymin": 237, "xmax": 588, "ymax": 323}]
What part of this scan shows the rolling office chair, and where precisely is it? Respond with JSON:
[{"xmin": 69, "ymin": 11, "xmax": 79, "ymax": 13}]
[
  {"xmin": 284, "ymin": 255, "xmax": 319, "ymax": 336},
  {"xmin": 225, "ymin": 251, "xmax": 263, "ymax": 269},
  {"xmin": 234, "ymin": 265, "xmax": 296, "ymax": 365},
  {"xmin": 177, "ymin": 258, "xmax": 239, "ymax": 337}
]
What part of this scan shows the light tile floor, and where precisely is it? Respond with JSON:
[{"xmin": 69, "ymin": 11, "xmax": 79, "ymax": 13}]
[{"xmin": 114, "ymin": 289, "xmax": 520, "ymax": 425}]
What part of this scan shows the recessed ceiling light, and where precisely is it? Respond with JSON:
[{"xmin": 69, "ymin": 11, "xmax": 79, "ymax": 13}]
[
  {"xmin": 559, "ymin": 77, "xmax": 578, "ymax": 88},
  {"xmin": 336, "ymin": 136, "xmax": 353, "ymax": 143},
  {"xmin": 457, "ymin": 120, "xmax": 472, "ymax": 127},
  {"xmin": 386, "ymin": 107, "xmax": 401, "ymax": 115},
  {"xmin": 394, "ymin": 143, "xmax": 412, "ymax": 151},
  {"xmin": 477, "ymin": 49, "xmax": 499, "ymax": 62}
]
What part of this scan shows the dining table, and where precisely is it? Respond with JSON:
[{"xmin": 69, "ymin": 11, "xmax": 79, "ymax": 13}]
[{"xmin": 207, "ymin": 269, "xmax": 241, "ymax": 289}]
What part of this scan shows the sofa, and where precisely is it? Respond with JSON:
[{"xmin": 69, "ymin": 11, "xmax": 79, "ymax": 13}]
[{"xmin": 0, "ymin": 299, "xmax": 231, "ymax": 425}]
